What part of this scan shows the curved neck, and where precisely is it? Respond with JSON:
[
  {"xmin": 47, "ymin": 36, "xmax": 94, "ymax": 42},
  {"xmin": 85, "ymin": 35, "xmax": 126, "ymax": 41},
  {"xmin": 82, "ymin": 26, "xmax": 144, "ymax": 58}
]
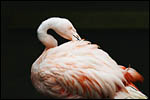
[{"xmin": 37, "ymin": 21, "xmax": 58, "ymax": 49}]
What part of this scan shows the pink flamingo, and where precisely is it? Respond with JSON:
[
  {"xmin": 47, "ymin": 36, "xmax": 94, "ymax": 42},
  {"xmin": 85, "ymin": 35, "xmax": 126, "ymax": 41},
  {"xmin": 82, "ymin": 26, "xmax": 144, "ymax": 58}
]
[{"xmin": 31, "ymin": 17, "xmax": 147, "ymax": 99}]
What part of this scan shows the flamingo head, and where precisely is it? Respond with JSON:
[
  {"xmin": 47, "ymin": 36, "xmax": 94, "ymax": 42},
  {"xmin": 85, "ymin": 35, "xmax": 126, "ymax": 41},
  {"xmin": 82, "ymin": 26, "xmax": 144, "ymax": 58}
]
[{"xmin": 40, "ymin": 17, "xmax": 81, "ymax": 41}]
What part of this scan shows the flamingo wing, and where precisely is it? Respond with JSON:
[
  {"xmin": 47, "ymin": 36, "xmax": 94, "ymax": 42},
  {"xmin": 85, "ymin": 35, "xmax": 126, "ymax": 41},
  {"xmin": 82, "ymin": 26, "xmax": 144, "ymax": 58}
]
[
  {"xmin": 36, "ymin": 40, "xmax": 128, "ymax": 99},
  {"xmin": 38, "ymin": 64, "xmax": 127, "ymax": 99}
]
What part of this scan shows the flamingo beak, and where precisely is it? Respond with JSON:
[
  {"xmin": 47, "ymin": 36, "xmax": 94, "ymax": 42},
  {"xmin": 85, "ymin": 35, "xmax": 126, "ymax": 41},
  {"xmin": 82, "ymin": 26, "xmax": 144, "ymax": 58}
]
[{"xmin": 72, "ymin": 33, "xmax": 81, "ymax": 41}]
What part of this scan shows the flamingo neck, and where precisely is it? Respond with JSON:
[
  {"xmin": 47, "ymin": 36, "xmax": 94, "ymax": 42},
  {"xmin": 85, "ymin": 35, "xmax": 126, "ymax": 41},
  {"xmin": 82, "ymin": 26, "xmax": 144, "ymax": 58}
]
[{"xmin": 37, "ymin": 20, "xmax": 58, "ymax": 49}]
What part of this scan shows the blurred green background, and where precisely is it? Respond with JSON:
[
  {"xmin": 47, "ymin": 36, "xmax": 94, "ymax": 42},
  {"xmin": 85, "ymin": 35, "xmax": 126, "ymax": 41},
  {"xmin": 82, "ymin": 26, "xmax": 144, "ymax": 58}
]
[{"xmin": 2, "ymin": 1, "xmax": 149, "ymax": 29}]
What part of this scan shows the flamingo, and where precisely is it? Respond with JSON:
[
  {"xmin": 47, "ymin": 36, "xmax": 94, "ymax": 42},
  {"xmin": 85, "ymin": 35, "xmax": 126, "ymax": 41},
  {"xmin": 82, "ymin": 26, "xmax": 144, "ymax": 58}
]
[{"xmin": 31, "ymin": 17, "xmax": 147, "ymax": 99}]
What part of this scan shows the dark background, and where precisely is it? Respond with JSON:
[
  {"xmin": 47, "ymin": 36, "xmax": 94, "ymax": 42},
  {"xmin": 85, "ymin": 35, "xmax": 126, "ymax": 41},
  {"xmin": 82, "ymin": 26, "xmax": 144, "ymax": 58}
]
[{"xmin": 1, "ymin": 1, "xmax": 149, "ymax": 99}]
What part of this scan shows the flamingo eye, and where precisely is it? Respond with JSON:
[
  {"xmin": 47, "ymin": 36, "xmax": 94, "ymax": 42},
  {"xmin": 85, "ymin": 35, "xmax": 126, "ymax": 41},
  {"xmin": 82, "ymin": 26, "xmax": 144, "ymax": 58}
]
[{"xmin": 69, "ymin": 27, "xmax": 72, "ymax": 30}]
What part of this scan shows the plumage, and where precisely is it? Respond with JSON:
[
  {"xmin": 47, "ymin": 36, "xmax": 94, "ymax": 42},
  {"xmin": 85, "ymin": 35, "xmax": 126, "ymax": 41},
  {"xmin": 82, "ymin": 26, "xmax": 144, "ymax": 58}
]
[{"xmin": 31, "ymin": 17, "xmax": 147, "ymax": 99}]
